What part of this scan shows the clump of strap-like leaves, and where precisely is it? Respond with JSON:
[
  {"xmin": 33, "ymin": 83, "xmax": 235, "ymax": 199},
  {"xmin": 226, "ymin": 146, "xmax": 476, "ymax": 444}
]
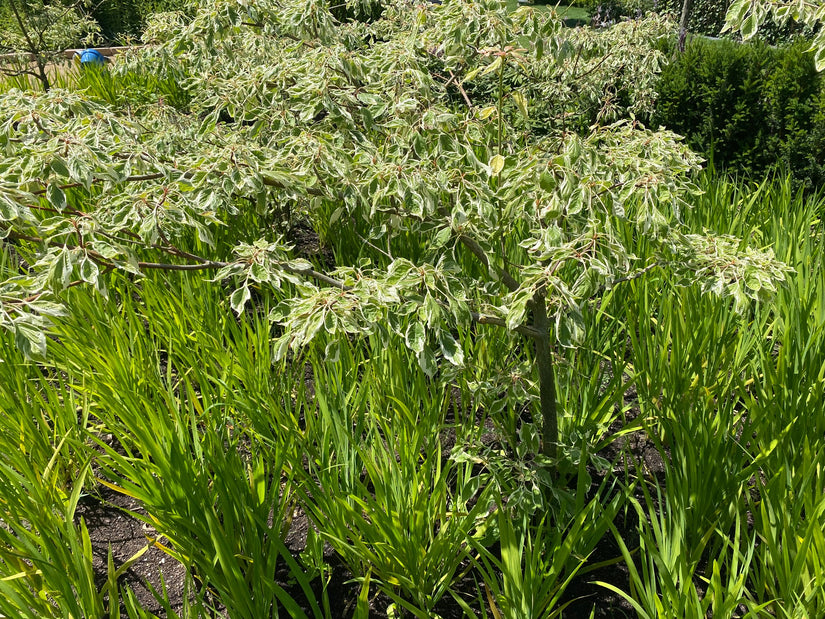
[{"xmin": 0, "ymin": 0, "xmax": 789, "ymax": 458}]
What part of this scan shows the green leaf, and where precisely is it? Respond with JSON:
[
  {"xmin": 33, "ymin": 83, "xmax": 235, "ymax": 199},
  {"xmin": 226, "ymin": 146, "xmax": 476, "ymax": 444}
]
[
  {"xmin": 68, "ymin": 156, "xmax": 93, "ymax": 190},
  {"xmin": 512, "ymin": 91, "xmax": 528, "ymax": 119},
  {"xmin": 463, "ymin": 67, "xmax": 482, "ymax": 83},
  {"xmin": 745, "ymin": 273, "xmax": 762, "ymax": 292},
  {"xmin": 815, "ymin": 45, "xmax": 825, "ymax": 73},
  {"xmin": 506, "ymin": 295, "xmax": 530, "ymax": 331},
  {"xmin": 46, "ymin": 183, "xmax": 67, "ymax": 212},
  {"xmin": 556, "ymin": 307, "xmax": 585, "ymax": 348},
  {"xmin": 740, "ymin": 12, "xmax": 758, "ymax": 39},
  {"xmin": 50, "ymin": 157, "xmax": 70, "ymax": 178},
  {"xmin": 230, "ymin": 285, "xmax": 251, "ymax": 315},
  {"xmin": 272, "ymin": 333, "xmax": 291, "ymax": 362},
  {"xmin": 0, "ymin": 194, "xmax": 19, "ymax": 221},
  {"xmin": 325, "ymin": 338, "xmax": 341, "ymax": 363},
  {"xmin": 417, "ymin": 345, "xmax": 437, "ymax": 377},
  {"xmin": 405, "ymin": 322, "xmax": 426, "ymax": 354},
  {"xmin": 422, "ymin": 293, "xmax": 441, "ymax": 328},
  {"xmin": 439, "ymin": 332, "xmax": 464, "ymax": 366},
  {"xmin": 723, "ymin": 0, "xmax": 750, "ymax": 31},
  {"xmin": 478, "ymin": 106, "xmax": 498, "ymax": 120},
  {"xmin": 480, "ymin": 56, "xmax": 503, "ymax": 77},
  {"xmin": 250, "ymin": 262, "xmax": 270, "ymax": 283},
  {"xmin": 432, "ymin": 226, "xmax": 452, "ymax": 249},
  {"xmin": 79, "ymin": 257, "xmax": 99, "ymax": 286},
  {"xmin": 49, "ymin": 248, "xmax": 74, "ymax": 289},
  {"xmin": 14, "ymin": 321, "xmax": 47, "ymax": 359},
  {"xmin": 303, "ymin": 309, "xmax": 326, "ymax": 342},
  {"xmin": 539, "ymin": 172, "xmax": 554, "ymax": 193}
]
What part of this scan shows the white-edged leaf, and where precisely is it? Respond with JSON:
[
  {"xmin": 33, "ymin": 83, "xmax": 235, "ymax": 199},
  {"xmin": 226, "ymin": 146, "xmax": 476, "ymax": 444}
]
[
  {"xmin": 555, "ymin": 307, "xmax": 585, "ymax": 348},
  {"xmin": 417, "ymin": 345, "xmax": 437, "ymax": 377},
  {"xmin": 405, "ymin": 321, "xmax": 426, "ymax": 354},
  {"xmin": 14, "ymin": 321, "xmax": 47, "ymax": 359},
  {"xmin": 79, "ymin": 256, "xmax": 99, "ymax": 286},
  {"xmin": 0, "ymin": 194, "xmax": 19, "ymax": 221},
  {"xmin": 432, "ymin": 226, "xmax": 452, "ymax": 248},
  {"xmin": 49, "ymin": 248, "xmax": 73, "ymax": 289},
  {"xmin": 272, "ymin": 333, "xmax": 291, "ymax": 362},
  {"xmin": 439, "ymin": 332, "xmax": 464, "ymax": 366},
  {"xmin": 50, "ymin": 157, "xmax": 70, "ymax": 178},
  {"xmin": 325, "ymin": 338, "xmax": 341, "ymax": 363},
  {"xmin": 489, "ymin": 154, "xmax": 505, "ymax": 176},
  {"xmin": 46, "ymin": 183, "xmax": 67, "ymax": 212},
  {"xmin": 740, "ymin": 12, "xmax": 758, "ymax": 39},
  {"xmin": 230, "ymin": 285, "xmax": 251, "ymax": 315}
]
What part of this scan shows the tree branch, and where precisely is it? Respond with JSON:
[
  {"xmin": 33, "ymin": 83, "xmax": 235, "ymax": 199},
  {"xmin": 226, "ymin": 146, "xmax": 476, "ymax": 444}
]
[
  {"xmin": 587, "ymin": 261, "xmax": 661, "ymax": 300},
  {"xmin": 470, "ymin": 311, "xmax": 540, "ymax": 338},
  {"xmin": 457, "ymin": 234, "xmax": 521, "ymax": 294}
]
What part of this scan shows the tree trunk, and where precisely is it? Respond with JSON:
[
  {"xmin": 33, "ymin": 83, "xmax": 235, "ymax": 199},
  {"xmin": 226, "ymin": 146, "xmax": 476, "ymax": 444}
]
[
  {"xmin": 678, "ymin": 0, "xmax": 694, "ymax": 52},
  {"xmin": 7, "ymin": 0, "xmax": 51, "ymax": 91},
  {"xmin": 532, "ymin": 291, "xmax": 558, "ymax": 461}
]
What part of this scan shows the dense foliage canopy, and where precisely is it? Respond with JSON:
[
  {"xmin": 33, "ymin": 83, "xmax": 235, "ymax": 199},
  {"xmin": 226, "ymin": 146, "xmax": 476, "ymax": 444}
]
[
  {"xmin": 2, "ymin": 2, "xmax": 825, "ymax": 617},
  {"xmin": 0, "ymin": 0, "xmax": 789, "ymax": 455}
]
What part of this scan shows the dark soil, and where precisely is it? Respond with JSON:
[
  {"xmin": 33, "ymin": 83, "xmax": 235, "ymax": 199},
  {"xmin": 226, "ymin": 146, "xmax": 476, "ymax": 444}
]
[
  {"xmin": 75, "ymin": 488, "xmax": 187, "ymax": 616},
  {"xmin": 79, "ymin": 422, "xmax": 657, "ymax": 618}
]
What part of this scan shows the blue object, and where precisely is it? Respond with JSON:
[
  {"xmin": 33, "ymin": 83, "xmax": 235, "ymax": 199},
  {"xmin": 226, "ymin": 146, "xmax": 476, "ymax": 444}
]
[{"xmin": 77, "ymin": 49, "xmax": 106, "ymax": 66}]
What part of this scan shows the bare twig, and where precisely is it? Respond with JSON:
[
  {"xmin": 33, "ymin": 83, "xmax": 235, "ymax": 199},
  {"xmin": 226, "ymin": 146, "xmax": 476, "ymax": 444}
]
[{"xmin": 449, "ymin": 70, "xmax": 473, "ymax": 109}]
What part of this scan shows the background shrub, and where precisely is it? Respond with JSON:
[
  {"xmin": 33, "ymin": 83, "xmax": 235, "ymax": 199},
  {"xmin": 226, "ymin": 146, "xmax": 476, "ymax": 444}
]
[
  {"xmin": 665, "ymin": 0, "xmax": 730, "ymax": 36},
  {"xmin": 89, "ymin": 0, "xmax": 191, "ymax": 43},
  {"xmin": 652, "ymin": 37, "xmax": 825, "ymax": 189}
]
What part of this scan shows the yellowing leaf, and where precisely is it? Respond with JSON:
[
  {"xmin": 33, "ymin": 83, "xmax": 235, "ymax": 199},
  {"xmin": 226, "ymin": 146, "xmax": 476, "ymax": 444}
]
[
  {"xmin": 489, "ymin": 154, "xmax": 505, "ymax": 176},
  {"xmin": 512, "ymin": 91, "xmax": 528, "ymax": 119},
  {"xmin": 479, "ymin": 106, "xmax": 498, "ymax": 120}
]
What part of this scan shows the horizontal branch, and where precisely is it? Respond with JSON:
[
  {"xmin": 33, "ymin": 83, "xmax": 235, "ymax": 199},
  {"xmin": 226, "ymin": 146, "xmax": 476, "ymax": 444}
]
[
  {"xmin": 588, "ymin": 261, "xmax": 661, "ymax": 300},
  {"xmin": 471, "ymin": 311, "xmax": 541, "ymax": 339},
  {"xmin": 2, "ymin": 223, "xmax": 348, "ymax": 290},
  {"xmin": 281, "ymin": 264, "xmax": 349, "ymax": 289},
  {"xmin": 137, "ymin": 260, "xmax": 228, "ymax": 271},
  {"xmin": 31, "ymin": 173, "xmax": 166, "ymax": 196},
  {"xmin": 28, "ymin": 168, "xmax": 331, "ymax": 199},
  {"xmin": 4, "ymin": 225, "xmax": 543, "ymax": 339}
]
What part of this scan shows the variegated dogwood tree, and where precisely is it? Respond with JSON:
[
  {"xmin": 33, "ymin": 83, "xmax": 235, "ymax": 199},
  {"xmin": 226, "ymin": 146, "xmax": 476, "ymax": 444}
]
[
  {"xmin": 724, "ymin": 0, "xmax": 825, "ymax": 68},
  {"xmin": 0, "ymin": 0, "xmax": 789, "ymax": 460}
]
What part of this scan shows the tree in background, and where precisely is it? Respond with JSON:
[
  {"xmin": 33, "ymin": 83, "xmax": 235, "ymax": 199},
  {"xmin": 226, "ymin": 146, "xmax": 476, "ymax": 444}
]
[
  {"xmin": 0, "ymin": 0, "xmax": 99, "ymax": 90},
  {"xmin": 88, "ymin": 0, "xmax": 191, "ymax": 44},
  {"xmin": 725, "ymin": 0, "xmax": 825, "ymax": 66}
]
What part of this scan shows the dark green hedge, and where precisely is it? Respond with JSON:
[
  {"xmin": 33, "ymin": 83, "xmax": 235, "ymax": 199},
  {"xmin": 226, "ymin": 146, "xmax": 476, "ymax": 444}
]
[
  {"xmin": 652, "ymin": 37, "xmax": 825, "ymax": 189},
  {"xmin": 89, "ymin": 0, "xmax": 191, "ymax": 43}
]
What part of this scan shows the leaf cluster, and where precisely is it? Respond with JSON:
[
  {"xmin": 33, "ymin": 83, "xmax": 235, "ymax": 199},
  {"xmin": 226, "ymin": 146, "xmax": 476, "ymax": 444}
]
[{"xmin": 0, "ymin": 0, "xmax": 790, "ymax": 371}]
